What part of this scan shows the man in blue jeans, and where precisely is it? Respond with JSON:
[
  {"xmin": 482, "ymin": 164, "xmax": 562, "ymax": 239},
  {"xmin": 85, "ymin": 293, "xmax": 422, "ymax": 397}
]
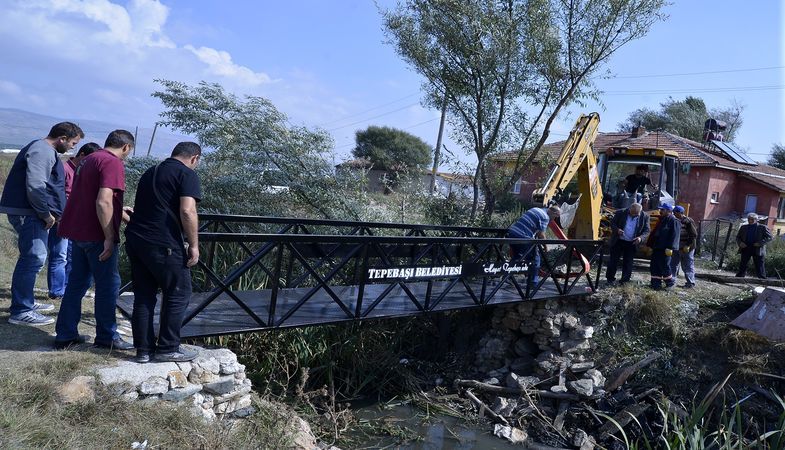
[
  {"xmin": 54, "ymin": 130, "xmax": 135, "ymax": 350},
  {"xmin": 0, "ymin": 122, "xmax": 83, "ymax": 326}
]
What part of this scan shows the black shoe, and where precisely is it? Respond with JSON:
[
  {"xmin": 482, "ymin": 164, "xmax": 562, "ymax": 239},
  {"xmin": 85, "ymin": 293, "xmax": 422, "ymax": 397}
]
[
  {"xmin": 154, "ymin": 347, "xmax": 198, "ymax": 362},
  {"xmin": 135, "ymin": 351, "xmax": 152, "ymax": 364},
  {"xmin": 54, "ymin": 334, "xmax": 90, "ymax": 350},
  {"xmin": 734, "ymin": 273, "xmax": 744, "ymax": 278},
  {"xmin": 683, "ymin": 283, "xmax": 695, "ymax": 288},
  {"xmin": 94, "ymin": 337, "xmax": 134, "ymax": 351}
]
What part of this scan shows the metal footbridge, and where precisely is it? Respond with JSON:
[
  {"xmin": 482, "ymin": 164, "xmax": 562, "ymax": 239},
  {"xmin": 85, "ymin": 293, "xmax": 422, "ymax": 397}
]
[{"xmin": 117, "ymin": 214, "xmax": 604, "ymax": 338}]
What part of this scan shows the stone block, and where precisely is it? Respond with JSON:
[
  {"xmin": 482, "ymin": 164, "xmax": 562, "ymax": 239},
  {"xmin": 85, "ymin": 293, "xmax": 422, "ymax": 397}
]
[
  {"xmin": 176, "ymin": 362, "xmax": 193, "ymax": 377},
  {"xmin": 162, "ymin": 383, "xmax": 203, "ymax": 402},
  {"xmin": 232, "ymin": 406, "xmax": 256, "ymax": 418},
  {"xmin": 493, "ymin": 424, "xmax": 528, "ymax": 445},
  {"xmin": 570, "ymin": 361, "xmax": 595, "ymax": 372},
  {"xmin": 98, "ymin": 361, "xmax": 179, "ymax": 386},
  {"xmin": 203, "ymin": 376, "xmax": 236, "ymax": 395},
  {"xmin": 509, "ymin": 356, "xmax": 534, "ymax": 374},
  {"xmin": 122, "ymin": 391, "xmax": 139, "ymax": 402},
  {"xmin": 220, "ymin": 361, "xmax": 242, "ymax": 375},
  {"xmin": 501, "ymin": 316, "xmax": 521, "ymax": 330},
  {"xmin": 213, "ymin": 384, "xmax": 253, "ymax": 405},
  {"xmin": 57, "ymin": 376, "xmax": 96, "ymax": 404},
  {"xmin": 200, "ymin": 348, "xmax": 238, "ymax": 366},
  {"xmin": 584, "ymin": 369, "xmax": 606, "ymax": 389},
  {"xmin": 482, "ymin": 377, "xmax": 500, "ymax": 386},
  {"xmin": 560, "ymin": 339, "xmax": 591, "ymax": 354},
  {"xmin": 168, "ymin": 370, "xmax": 188, "ymax": 389},
  {"xmin": 561, "ymin": 314, "xmax": 579, "ymax": 330},
  {"xmin": 214, "ymin": 394, "xmax": 252, "ymax": 414},
  {"xmin": 192, "ymin": 355, "xmax": 221, "ymax": 376},
  {"xmin": 513, "ymin": 337, "xmax": 538, "ymax": 357},
  {"xmin": 139, "ymin": 376, "xmax": 169, "ymax": 395},
  {"xmin": 550, "ymin": 385, "xmax": 568, "ymax": 393},
  {"xmin": 491, "ymin": 397, "xmax": 508, "ymax": 414},
  {"xmin": 191, "ymin": 405, "xmax": 216, "ymax": 422},
  {"xmin": 568, "ymin": 379, "xmax": 594, "ymax": 397},
  {"xmin": 571, "ymin": 326, "xmax": 594, "ymax": 339}
]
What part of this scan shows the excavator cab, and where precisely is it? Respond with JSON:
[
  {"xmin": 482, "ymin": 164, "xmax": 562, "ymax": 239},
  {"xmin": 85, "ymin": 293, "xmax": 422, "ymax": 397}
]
[{"xmin": 597, "ymin": 147, "xmax": 680, "ymax": 214}]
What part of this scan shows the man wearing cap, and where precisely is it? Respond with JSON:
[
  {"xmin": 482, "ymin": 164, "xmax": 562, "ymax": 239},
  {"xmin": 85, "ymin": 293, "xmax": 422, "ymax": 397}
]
[
  {"xmin": 606, "ymin": 202, "xmax": 650, "ymax": 285},
  {"xmin": 670, "ymin": 206, "xmax": 698, "ymax": 288},
  {"xmin": 735, "ymin": 213, "xmax": 772, "ymax": 279},
  {"xmin": 646, "ymin": 204, "xmax": 681, "ymax": 290}
]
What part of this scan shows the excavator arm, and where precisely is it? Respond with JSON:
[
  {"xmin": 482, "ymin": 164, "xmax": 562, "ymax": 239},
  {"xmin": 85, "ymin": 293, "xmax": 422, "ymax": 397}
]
[{"xmin": 531, "ymin": 113, "xmax": 603, "ymax": 240}]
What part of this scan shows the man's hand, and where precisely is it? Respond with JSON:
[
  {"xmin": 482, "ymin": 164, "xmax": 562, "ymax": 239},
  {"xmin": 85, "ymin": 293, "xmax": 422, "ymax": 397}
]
[
  {"xmin": 99, "ymin": 239, "xmax": 114, "ymax": 262},
  {"xmin": 664, "ymin": 249, "xmax": 673, "ymax": 256},
  {"xmin": 633, "ymin": 237, "xmax": 641, "ymax": 244},
  {"xmin": 122, "ymin": 206, "xmax": 134, "ymax": 224},
  {"xmin": 739, "ymin": 242, "xmax": 747, "ymax": 249},
  {"xmin": 681, "ymin": 246, "xmax": 690, "ymax": 254},
  {"xmin": 753, "ymin": 242, "xmax": 761, "ymax": 247},
  {"xmin": 43, "ymin": 214, "xmax": 56, "ymax": 230},
  {"xmin": 617, "ymin": 229, "xmax": 624, "ymax": 236},
  {"xmin": 186, "ymin": 245, "xmax": 200, "ymax": 268}
]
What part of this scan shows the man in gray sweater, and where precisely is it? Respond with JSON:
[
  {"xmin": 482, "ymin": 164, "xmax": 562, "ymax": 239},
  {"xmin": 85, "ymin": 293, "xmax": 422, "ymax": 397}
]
[{"xmin": 0, "ymin": 122, "xmax": 83, "ymax": 326}]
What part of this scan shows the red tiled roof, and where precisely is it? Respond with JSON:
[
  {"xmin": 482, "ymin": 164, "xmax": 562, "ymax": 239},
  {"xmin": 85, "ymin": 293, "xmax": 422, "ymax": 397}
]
[{"xmin": 494, "ymin": 130, "xmax": 785, "ymax": 193}]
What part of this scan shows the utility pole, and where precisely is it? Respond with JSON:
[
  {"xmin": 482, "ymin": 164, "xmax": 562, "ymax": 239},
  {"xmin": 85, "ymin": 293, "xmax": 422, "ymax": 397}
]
[
  {"xmin": 430, "ymin": 92, "xmax": 448, "ymax": 193},
  {"xmin": 146, "ymin": 122, "xmax": 158, "ymax": 157},
  {"xmin": 133, "ymin": 126, "xmax": 138, "ymax": 156}
]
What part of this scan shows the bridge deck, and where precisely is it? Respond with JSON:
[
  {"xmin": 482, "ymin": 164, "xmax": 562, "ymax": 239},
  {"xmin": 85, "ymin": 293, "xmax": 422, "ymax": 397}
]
[{"xmin": 117, "ymin": 214, "xmax": 604, "ymax": 338}]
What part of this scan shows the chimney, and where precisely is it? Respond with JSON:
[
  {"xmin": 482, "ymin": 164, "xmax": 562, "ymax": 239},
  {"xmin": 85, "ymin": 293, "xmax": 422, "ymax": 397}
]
[{"xmin": 631, "ymin": 125, "xmax": 647, "ymax": 138}]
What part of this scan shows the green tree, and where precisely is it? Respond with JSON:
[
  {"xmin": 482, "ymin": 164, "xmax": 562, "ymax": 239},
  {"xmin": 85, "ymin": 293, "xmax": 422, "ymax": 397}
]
[
  {"xmin": 769, "ymin": 143, "xmax": 785, "ymax": 170},
  {"xmin": 352, "ymin": 126, "xmax": 432, "ymax": 172},
  {"xmin": 152, "ymin": 80, "xmax": 363, "ymax": 220},
  {"xmin": 618, "ymin": 96, "xmax": 744, "ymax": 142},
  {"xmin": 382, "ymin": 0, "xmax": 667, "ymax": 218}
]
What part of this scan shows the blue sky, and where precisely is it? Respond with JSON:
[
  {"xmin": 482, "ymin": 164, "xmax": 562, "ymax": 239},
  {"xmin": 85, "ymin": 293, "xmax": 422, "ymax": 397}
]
[{"xmin": 0, "ymin": 0, "xmax": 782, "ymax": 167}]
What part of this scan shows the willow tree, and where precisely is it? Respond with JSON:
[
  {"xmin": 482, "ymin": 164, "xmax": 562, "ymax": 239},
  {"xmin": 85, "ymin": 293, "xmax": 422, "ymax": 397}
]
[
  {"xmin": 152, "ymin": 80, "xmax": 362, "ymax": 220},
  {"xmin": 383, "ymin": 0, "xmax": 668, "ymax": 218}
]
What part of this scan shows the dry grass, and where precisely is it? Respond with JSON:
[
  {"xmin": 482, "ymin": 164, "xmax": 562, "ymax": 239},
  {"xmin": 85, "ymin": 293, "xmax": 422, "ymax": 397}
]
[
  {"xmin": 0, "ymin": 352, "xmax": 301, "ymax": 449},
  {"xmin": 721, "ymin": 328, "xmax": 773, "ymax": 355}
]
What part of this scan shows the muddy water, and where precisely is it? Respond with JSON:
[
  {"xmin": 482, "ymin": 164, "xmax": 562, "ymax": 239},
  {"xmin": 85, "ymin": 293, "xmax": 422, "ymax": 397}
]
[{"xmin": 351, "ymin": 404, "xmax": 521, "ymax": 449}]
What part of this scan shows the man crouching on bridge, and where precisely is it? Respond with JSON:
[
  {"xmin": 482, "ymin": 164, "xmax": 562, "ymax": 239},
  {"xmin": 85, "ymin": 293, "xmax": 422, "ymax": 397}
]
[
  {"xmin": 507, "ymin": 205, "xmax": 561, "ymax": 289},
  {"xmin": 125, "ymin": 142, "xmax": 202, "ymax": 364}
]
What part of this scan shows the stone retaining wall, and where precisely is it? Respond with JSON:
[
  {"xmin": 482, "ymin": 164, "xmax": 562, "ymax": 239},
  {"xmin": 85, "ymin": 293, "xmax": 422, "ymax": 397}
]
[
  {"xmin": 95, "ymin": 347, "xmax": 253, "ymax": 421},
  {"xmin": 475, "ymin": 296, "xmax": 606, "ymax": 398}
]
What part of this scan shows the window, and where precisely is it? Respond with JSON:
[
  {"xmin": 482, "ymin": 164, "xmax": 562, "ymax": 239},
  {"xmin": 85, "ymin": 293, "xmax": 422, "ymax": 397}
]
[
  {"xmin": 778, "ymin": 197, "xmax": 785, "ymax": 220},
  {"xmin": 511, "ymin": 178, "xmax": 522, "ymax": 194},
  {"xmin": 744, "ymin": 194, "xmax": 758, "ymax": 214},
  {"xmin": 710, "ymin": 192, "xmax": 719, "ymax": 204}
]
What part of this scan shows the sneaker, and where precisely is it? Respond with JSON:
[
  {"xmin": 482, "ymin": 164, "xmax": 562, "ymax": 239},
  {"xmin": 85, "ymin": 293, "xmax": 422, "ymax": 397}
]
[
  {"xmin": 135, "ymin": 351, "xmax": 152, "ymax": 364},
  {"xmin": 54, "ymin": 335, "xmax": 90, "ymax": 350},
  {"xmin": 93, "ymin": 337, "xmax": 134, "ymax": 351},
  {"xmin": 154, "ymin": 347, "xmax": 198, "ymax": 362},
  {"xmin": 8, "ymin": 311, "xmax": 55, "ymax": 326},
  {"xmin": 683, "ymin": 283, "xmax": 695, "ymax": 288},
  {"xmin": 33, "ymin": 302, "xmax": 55, "ymax": 312}
]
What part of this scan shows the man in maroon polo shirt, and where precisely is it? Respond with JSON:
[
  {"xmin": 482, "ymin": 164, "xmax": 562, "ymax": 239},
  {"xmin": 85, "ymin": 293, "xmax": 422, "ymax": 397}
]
[{"xmin": 54, "ymin": 130, "xmax": 135, "ymax": 350}]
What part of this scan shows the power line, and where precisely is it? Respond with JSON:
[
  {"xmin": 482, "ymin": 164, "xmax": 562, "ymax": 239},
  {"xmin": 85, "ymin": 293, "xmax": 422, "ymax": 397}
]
[
  {"xmin": 334, "ymin": 116, "xmax": 442, "ymax": 151},
  {"xmin": 327, "ymin": 102, "xmax": 423, "ymax": 132},
  {"xmin": 614, "ymin": 65, "xmax": 785, "ymax": 79},
  {"xmin": 604, "ymin": 84, "xmax": 784, "ymax": 95},
  {"xmin": 317, "ymin": 92, "xmax": 421, "ymax": 127}
]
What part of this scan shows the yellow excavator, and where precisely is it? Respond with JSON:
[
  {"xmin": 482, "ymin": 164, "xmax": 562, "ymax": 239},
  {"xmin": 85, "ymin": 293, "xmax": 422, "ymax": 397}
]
[{"xmin": 531, "ymin": 112, "xmax": 683, "ymax": 242}]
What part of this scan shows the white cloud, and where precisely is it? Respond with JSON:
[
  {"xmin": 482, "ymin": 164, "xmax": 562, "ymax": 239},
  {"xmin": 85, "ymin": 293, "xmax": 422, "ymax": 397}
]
[
  {"xmin": 0, "ymin": 80, "xmax": 23, "ymax": 96},
  {"xmin": 185, "ymin": 45, "xmax": 272, "ymax": 86}
]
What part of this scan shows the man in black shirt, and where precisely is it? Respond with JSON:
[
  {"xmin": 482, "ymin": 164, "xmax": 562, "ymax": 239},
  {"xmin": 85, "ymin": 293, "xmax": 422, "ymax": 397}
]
[
  {"xmin": 125, "ymin": 142, "xmax": 202, "ymax": 363},
  {"xmin": 624, "ymin": 165, "xmax": 656, "ymax": 199}
]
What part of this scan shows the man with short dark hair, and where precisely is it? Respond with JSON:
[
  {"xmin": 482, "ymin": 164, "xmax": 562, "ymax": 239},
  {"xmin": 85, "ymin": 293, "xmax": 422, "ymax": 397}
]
[
  {"xmin": 0, "ymin": 122, "xmax": 83, "ymax": 326},
  {"xmin": 735, "ymin": 213, "xmax": 772, "ymax": 279},
  {"xmin": 54, "ymin": 130, "xmax": 135, "ymax": 349},
  {"xmin": 670, "ymin": 205, "xmax": 697, "ymax": 288},
  {"xmin": 62, "ymin": 142, "xmax": 100, "ymax": 283},
  {"xmin": 126, "ymin": 142, "xmax": 202, "ymax": 363},
  {"xmin": 606, "ymin": 202, "xmax": 650, "ymax": 285}
]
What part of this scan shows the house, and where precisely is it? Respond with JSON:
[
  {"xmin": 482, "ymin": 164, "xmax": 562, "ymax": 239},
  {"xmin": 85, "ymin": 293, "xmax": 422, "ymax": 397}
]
[
  {"xmin": 494, "ymin": 127, "xmax": 785, "ymax": 234},
  {"xmin": 335, "ymin": 158, "xmax": 481, "ymax": 201}
]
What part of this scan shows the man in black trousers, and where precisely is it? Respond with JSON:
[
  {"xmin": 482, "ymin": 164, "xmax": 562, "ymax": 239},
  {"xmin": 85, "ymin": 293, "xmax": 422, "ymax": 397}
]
[
  {"xmin": 125, "ymin": 142, "xmax": 202, "ymax": 363},
  {"xmin": 606, "ymin": 202, "xmax": 650, "ymax": 285},
  {"xmin": 735, "ymin": 212, "xmax": 773, "ymax": 279}
]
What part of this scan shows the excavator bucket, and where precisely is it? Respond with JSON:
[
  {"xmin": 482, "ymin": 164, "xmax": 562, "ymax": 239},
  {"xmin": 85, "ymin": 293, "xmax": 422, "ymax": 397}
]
[{"xmin": 730, "ymin": 288, "xmax": 785, "ymax": 342}]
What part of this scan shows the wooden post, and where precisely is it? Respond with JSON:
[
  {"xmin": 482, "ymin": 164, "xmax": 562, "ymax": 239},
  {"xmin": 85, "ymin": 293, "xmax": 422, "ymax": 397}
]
[
  {"xmin": 712, "ymin": 220, "xmax": 720, "ymax": 261},
  {"xmin": 717, "ymin": 221, "xmax": 734, "ymax": 269},
  {"xmin": 696, "ymin": 220, "xmax": 703, "ymax": 257},
  {"xmin": 146, "ymin": 122, "xmax": 158, "ymax": 157}
]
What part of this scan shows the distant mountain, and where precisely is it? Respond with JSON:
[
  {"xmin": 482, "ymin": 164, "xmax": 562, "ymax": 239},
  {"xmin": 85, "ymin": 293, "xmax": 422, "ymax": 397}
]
[{"xmin": 0, "ymin": 108, "xmax": 194, "ymax": 157}]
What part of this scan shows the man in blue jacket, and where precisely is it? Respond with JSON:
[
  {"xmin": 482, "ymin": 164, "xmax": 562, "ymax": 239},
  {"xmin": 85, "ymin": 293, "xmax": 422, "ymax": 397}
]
[
  {"xmin": 606, "ymin": 203, "xmax": 650, "ymax": 285},
  {"xmin": 0, "ymin": 122, "xmax": 83, "ymax": 326},
  {"xmin": 647, "ymin": 204, "xmax": 681, "ymax": 290}
]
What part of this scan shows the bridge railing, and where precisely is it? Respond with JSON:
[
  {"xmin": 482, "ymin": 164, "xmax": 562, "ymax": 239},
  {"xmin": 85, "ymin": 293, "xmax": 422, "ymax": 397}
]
[{"xmin": 119, "ymin": 215, "xmax": 604, "ymax": 336}]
